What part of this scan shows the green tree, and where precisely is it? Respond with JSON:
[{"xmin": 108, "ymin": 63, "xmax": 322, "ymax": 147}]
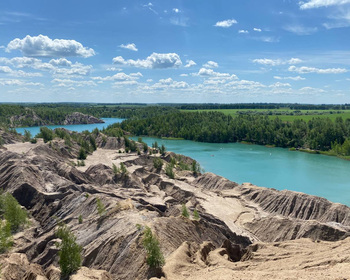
[
  {"xmin": 181, "ymin": 204, "xmax": 189, "ymax": 218},
  {"xmin": 24, "ymin": 130, "xmax": 32, "ymax": 142},
  {"xmin": 159, "ymin": 144, "xmax": 166, "ymax": 155},
  {"xmin": 0, "ymin": 221, "xmax": 13, "ymax": 253},
  {"xmin": 142, "ymin": 226, "xmax": 165, "ymax": 268},
  {"xmin": 112, "ymin": 163, "xmax": 120, "ymax": 175},
  {"xmin": 56, "ymin": 223, "xmax": 82, "ymax": 278},
  {"xmin": 78, "ymin": 147, "xmax": 87, "ymax": 160},
  {"xmin": 78, "ymin": 215, "xmax": 83, "ymax": 224},
  {"xmin": 38, "ymin": 127, "xmax": 54, "ymax": 143},
  {"xmin": 193, "ymin": 209, "xmax": 200, "ymax": 220},
  {"xmin": 153, "ymin": 157, "xmax": 163, "ymax": 169},
  {"xmin": 120, "ymin": 162, "xmax": 128, "ymax": 176},
  {"xmin": 1, "ymin": 193, "xmax": 28, "ymax": 232},
  {"xmin": 96, "ymin": 198, "xmax": 106, "ymax": 217},
  {"xmin": 165, "ymin": 163, "xmax": 175, "ymax": 179}
]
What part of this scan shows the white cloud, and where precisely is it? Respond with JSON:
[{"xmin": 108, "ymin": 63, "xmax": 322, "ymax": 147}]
[
  {"xmin": 253, "ymin": 36, "xmax": 280, "ymax": 43},
  {"xmin": 106, "ymin": 67, "xmax": 122, "ymax": 71},
  {"xmin": 274, "ymin": 76, "xmax": 306, "ymax": 81},
  {"xmin": 49, "ymin": 58, "xmax": 72, "ymax": 67},
  {"xmin": 0, "ymin": 79, "xmax": 43, "ymax": 86},
  {"xmin": 289, "ymin": 65, "xmax": 348, "ymax": 74},
  {"xmin": 6, "ymin": 35, "xmax": 95, "ymax": 57},
  {"xmin": 91, "ymin": 72, "xmax": 142, "ymax": 82},
  {"xmin": 191, "ymin": 68, "xmax": 238, "ymax": 80},
  {"xmin": 214, "ymin": 19, "xmax": 237, "ymax": 28},
  {"xmin": 113, "ymin": 81, "xmax": 138, "ymax": 86},
  {"xmin": 269, "ymin": 82, "xmax": 291, "ymax": 88},
  {"xmin": 203, "ymin": 61, "xmax": 219, "ymax": 68},
  {"xmin": 54, "ymin": 63, "xmax": 92, "ymax": 76},
  {"xmin": 180, "ymin": 74, "xmax": 188, "ymax": 77},
  {"xmin": 173, "ymin": 8, "xmax": 180, "ymax": 13},
  {"xmin": 283, "ymin": 25, "xmax": 318, "ymax": 35},
  {"xmin": 226, "ymin": 80, "xmax": 266, "ymax": 89},
  {"xmin": 254, "ymin": 28, "xmax": 262, "ymax": 32},
  {"xmin": 147, "ymin": 79, "xmax": 153, "ymax": 82},
  {"xmin": 119, "ymin": 43, "xmax": 138, "ymax": 51},
  {"xmin": 0, "ymin": 66, "xmax": 12, "ymax": 73},
  {"xmin": 113, "ymin": 53, "xmax": 182, "ymax": 69},
  {"xmin": 323, "ymin": 9, "xmax": 350, "ymax": 29},
  {"xmin": 185, "ymin": 60, "xmax": 196, "ymax": 68},
  {"xmin": 300, "ymin": 0, "xmax": 350, "ymax": 10},
  {"xmin": 238, "ymin": 30, "xmax": 249, "ymax": 34},
  {"xmin": 299, "ymin": 86, "xmax": 326, "ymax": 93},
  {"xmin": 252, "ymin": 58, "xmax": 303, "ymax": 66},
  {"xmin": 0, "ymin": 65, "xmax": 42, "ymax": 77},
  {"xmin": 143, "ymin": 3, "xmax": 153, "ymax": 7},
  {"xmin": 52, "ymin": 78, "xmax": 97, "ymax": 87}
]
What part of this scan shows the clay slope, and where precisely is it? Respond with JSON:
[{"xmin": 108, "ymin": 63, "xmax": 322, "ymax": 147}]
[{"xmin": 0, "ymin": 135, "xmax": 350, "ymax": 279}]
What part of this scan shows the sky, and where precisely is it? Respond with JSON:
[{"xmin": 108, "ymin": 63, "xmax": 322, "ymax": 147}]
[{"xmin": 0, "ymin": 0, "xmax": 350, "ymax": 104}]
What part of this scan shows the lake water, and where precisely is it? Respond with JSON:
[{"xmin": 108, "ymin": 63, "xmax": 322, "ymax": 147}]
[
  {"xmin": 14, "ymin": 119, "xmax": 350, "ymax": 206},
  {"xmin": 15, "ymin": 118, "xmax": 124, "ymax": 137},
  {"xmin": 133, "ymin": 137, "xmax": 350, "ymax": 206}
]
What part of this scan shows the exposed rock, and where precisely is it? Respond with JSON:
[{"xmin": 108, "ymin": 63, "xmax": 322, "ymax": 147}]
[
  {"xmin": 63, "ymin": 112, "xmax": 104, "ymax": 125},
  {"xmin": 1, "ymin": 136, "xmax": 350, "ymax": 279}
]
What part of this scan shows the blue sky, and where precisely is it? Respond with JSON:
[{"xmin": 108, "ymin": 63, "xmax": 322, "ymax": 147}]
[{"xmin": 0, "ymin": 0, "xmax": 350, "ymax": 103}]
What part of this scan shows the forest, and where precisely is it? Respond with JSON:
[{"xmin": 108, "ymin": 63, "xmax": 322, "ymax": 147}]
[{"xmin": 117, "ymin": 111, "xmax": 350, "ymax": 158}]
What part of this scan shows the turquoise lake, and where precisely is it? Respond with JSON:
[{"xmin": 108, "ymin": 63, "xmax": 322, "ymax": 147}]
[
  {"xmin": 133, "ymin": 137, "xmax": 350, "ymax": 206},
  {"xmin": 15, "ymin": 118, "xmax": 124, "ymax": 137},
  {"xmin": 15, "ymin": 119, "xmax": 350, "ymax": 206}
]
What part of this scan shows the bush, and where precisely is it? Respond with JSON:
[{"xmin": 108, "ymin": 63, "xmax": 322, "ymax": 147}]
[
  {"xmin": 165, "ymin": 163, "xmax": 175, "ymax": 179},
  {"xmin": 30, "ymin": 138, "xmax": 37, "ymax": 144},
  {"xmin": 193, "ymin": 209, "xmax": 200, "ymax": 220},
  {"xmin": 78, "ymin": 148, "xmax": 87, "ymax": 160},
  {"xmin": 24, "ymin": 130, "xmax": 32, "ymax": 142},
  {"xmin": 143, "ymin": 143, "xmax": 148, "ymax": 153},
  {"xmin": 78, "ymin": 215, "xmax": 83, "ymax": 224},
  {"xmin": 142, "ymin": 226, "xmax": 165, "ymax": 268},
  {"xmin": 181, "ymin": 204, "xmax": 189, "ymax": 218},
  {"xmin": 56, "ymin": 223, "xmax": 82, "ymax": 277},
  {"xmin": 0, "ymin": 221, "xmax": 13, "ymax": 253},
  {"xmin": 96, "ymin": 198, "xmax": 106, "ymax": 216},
  {"xmin": 37, "ymin": 127, "xmax": 54, "ymax": 143},
  {"xmin": 0, "ymin": 193, "xmax": 28, "ymax": 232},
  {"xmin": 159, "ymin": 144, "xmax": 166, "ymax": 155},
  {"xmin": 89, "ymin": 136, "xmax": 97, "ymax": 151},
  {"xmin": 191, "ymin": 161, "xmax": 201, "ymax": 175},
  {"xmin": 153, "ymin": 157, "xmax": 163, "ymax": 169},
  {"xmin": 120, "ymin": 162, "xmax": 128, "ymax": 176},
  {"xmin": 112, "ymin": 163, "xmax": 120, "ymax": 175}
]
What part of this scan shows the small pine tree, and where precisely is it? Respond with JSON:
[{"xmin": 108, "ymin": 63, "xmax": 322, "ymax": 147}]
[
  {"xmin": 120, "ymin": 162, "xmax": 128, "ymax": 176},
  {"xmin": 96, "ymin": 198, "xmax": 106, "ymax": 216},
  {"xmin": 193, "ymin": 209, "xmax": 200, "ymax": 220},
  {"xmin": 142, "ymin": 226, "xmax": 165, "ymax": 268},
  {"xmin": 165, "ymin": 163, "xmax": 175, "ymax": 179},
  {"xmin": 78, "ymin": 148, "xmax": 87, "ymax": 160},
  {"xmin": 112, "ymin": 163, "xmax": 120, "ymax": 175},
  {"xmin": 181, "ymin": 204, "xmax": 189, "ymax": 218},
  {"xmin": 1, "ymin": 193, "xmax": 28, "ymax": 232},
  {"xmin": 153, "ymin": 157, "xmax": 163, "ymax": 169},
  {"xmin": 0, "ymin": 221, "xmax": 13, "ymax": 253},
  {"xmin": 56, "ymin": 223, "xmax": 82, "ymax": 277},
  {"xmin": 143, "ymin": 143, "xmax": 148, "ymax": 153},
  {"xmin": 24, "ymin": 130, "xmax": 32, "ymax": 142},
  {"xmin": 159, "ymin": 144, "xmax": 166, "ymax": 155}
]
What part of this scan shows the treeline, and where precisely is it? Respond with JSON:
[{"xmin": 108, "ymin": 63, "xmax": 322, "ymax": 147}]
[
  {"xmin": 175, "ymin": 103, "xmax": 350, "ymax": 110},
  {"xmin": 0, "ymin": 104, "xmax": 177, "ymax": 127},
  {"xmin": 119, "ymin": 111, "xmax": 350, "ymax": 154}
]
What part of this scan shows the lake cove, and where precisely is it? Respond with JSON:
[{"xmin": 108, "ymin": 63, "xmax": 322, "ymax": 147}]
[
  {"xmin": 15, "ymin": 118, "xmax": 124, "ymax": 136},
  {"xmin": 133, "ymin": 137, "xmax": 350, "ymax": 206}
]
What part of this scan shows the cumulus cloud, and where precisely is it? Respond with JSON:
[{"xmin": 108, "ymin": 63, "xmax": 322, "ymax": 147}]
[
  {"xmin": 299, "ymin": 86, "xmax": 326, "ymax": 93},
  {"xmin": 300, "ymin": 0, "xmax": 350, "ymax": 9},
  {"xmin": 54, "ymin": 63, "xmax": 92, "ymax": 76},
  {"xmin": 274, "ymin": 76, "xmax": 306, "ymax": 80},
  {"xmin": 49, "ymin": 58, "xmax": 72, "ymax": 67},
  {"xmin": 141, "ymin": 78, "xmax": 189, "ymax": 91},
  {"xmin": 203, "ymin": 61, "xmax": 218, "ymax": 68},
  {"xmin": 191, "ymin": 68, "xmax": 238, "ymax": 80},
  {"xmin": 0, "ymin": 79, "xmax": 43, "ymax": 86},
  {"xmin": 185, "ymin": 60, "xmax": 196, "ymax": 68},
  {"xmin": 0, "ymin": 65, "xmax": 42, "ymax": 77},
  {"xmin": 269, "ymin": 82, "xmax": 291, "ymax": 88},
  {"xmin": 283, "ymin": 25, "xmax": 318, "ymax": 35},
  {"xmin": 173, "ymin": 8, "xmax": 180, "ymax": 13},
  {"xmin": 226, "ymin": 80, "xmax": 266, "ymax": 89},
  {"xmin": 51, "ymin": 78, "xmax": 97, "ymax": 87},
  {"xmin": 119, "ymin": 43, "xmax": 138, "ymax": 51},
  {"xmin": 252, "ymin": 58, "xmax": 303, "ymax": 66},
  {"xmin": 238, "ymin": 30, "xmax": 249, "ymax": 34},
  {"xmin": 214, "ymin": 19, "xmax": 237, "ymax": 28},
  {"xmin": 254, "ymin": 28, "xmax": 262, "ymax": 32},
  {"xmin": 6, "ymin": 35, "xmax": 95, "ymax": 57},
  {"xmin": 91, "ymin": 72, "xmax": 142, "ymax": 82},
  {"xmin": 289, "ymin": 65, "xmax": 348, "ymax": 74},
  {"xmin": 112, "ymin": 53, "xmax": 182, "ymax": 69}
]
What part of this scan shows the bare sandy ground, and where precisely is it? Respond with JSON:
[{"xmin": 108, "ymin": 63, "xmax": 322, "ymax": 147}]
[
  {"xmin": 160, "ymin": 238, "xmax": 350, "ymax": 280},
  {"xmin": 4, "ymin": 139, "xmax": 44, "ymax": 154}
]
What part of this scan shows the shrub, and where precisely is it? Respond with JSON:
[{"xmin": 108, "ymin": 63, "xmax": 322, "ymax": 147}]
[
  {"xmin": 96, "ymin": 198, "xmax": 106, "ymax": 216},
  {"xmin": 90, "ymin": 136, "xmax": 97, "ymax": 151},
  {"xmin": 1, "ymin": 193, "xmax": 28, "ymax": 232},
  {"xmin": 64, "ymin": 136, "xmax": 72, "ymax": 147},
  {"xmin": 191, "ymin": 160, "xmax": 201, "ymax": 175},
  {"xmin": 143, "ymin": 143, "xmax": 148, "ymax": 153},
  {"xmin": 153, "ymin": 157, "xmax": 163, "ymax": 169},
  {"xmin": 120, "ymin": 162, "xmax": 128, "ymax": 176},
  {"xmin": 142, "ymin": 226, "xmax": 165, "ymax": 268},
  {"xmin": 78, "ymin": 215, "xmax": 83, "ymax": 224},
  {"xmin": 165, "ymin": 163, "xmax": 175, "ymax": 179},
  {"xmin": 24, "ymin": 130, "xmax": 32, "ymax": 142},
  {"xmin": 159, "ymin": 144, "xmax": 166, "ymax": 155},
  {"xmin": 56, "ymin": 223, "xmax": 82, "ymax": 277},
  {"xmin": 0, "ymin": 221, "xmax": 13, "ymax": 253},
  {"xmin": 181, "ymin": 204, "xmax": 189, "ymax": 218},
  {"xmin": 193, "ymin": 209, "xmax": 200, "ymax": 220},
  {"xmin": 112, "ymin": 163, "xmax": 120, "ymax": 175},
  {"xmin": 30, "ymin": 138, "xmax": 37, "ymax": 144},
  {"xmin": 78, "ymin": 148, "xmax": 87, "ymax": 160},
  {"xmin": 38, "ymin": 127, "xmax": 53, "ymax": 143}
]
